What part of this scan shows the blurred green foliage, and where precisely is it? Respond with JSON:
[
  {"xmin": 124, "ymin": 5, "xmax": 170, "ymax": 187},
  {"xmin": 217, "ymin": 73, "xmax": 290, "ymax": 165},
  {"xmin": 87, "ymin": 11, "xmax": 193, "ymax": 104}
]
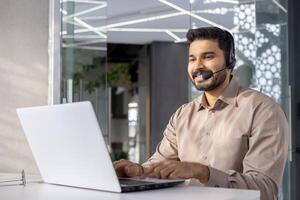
[{"xmin": 73, "ymin": 63, "xmax": 131, "ymax": 94}]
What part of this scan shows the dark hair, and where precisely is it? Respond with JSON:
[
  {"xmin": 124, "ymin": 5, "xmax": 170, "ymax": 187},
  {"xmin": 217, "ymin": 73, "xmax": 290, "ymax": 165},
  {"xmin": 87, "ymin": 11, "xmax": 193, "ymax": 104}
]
[{"xmin": 186, "ymin": 27, "xmax": 236, "ymax": 69}]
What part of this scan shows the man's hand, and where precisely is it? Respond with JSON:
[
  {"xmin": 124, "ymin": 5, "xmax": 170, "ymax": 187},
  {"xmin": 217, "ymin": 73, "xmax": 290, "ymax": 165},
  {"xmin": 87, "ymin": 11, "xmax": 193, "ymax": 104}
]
[
  {"xmin": 113, "ymin": 159, "xmax": 144, "ymax": 177},
  {"xmin": 143, "ymin": 160, "xmax": 210, "ymax": 183}
]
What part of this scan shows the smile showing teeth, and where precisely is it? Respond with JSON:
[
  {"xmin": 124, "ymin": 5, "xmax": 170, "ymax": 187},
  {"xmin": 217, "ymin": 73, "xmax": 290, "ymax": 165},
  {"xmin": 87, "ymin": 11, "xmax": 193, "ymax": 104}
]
[{"xmin": 192, "ymin": 71, "xmax": 203, "ymax": 79}]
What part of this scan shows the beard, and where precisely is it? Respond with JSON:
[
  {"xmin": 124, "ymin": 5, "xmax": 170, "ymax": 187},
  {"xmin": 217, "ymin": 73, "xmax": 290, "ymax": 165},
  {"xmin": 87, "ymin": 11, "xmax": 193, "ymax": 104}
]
[{"xmin": 191, "ymin": 69, "xmax": 227, "ymax": 91}]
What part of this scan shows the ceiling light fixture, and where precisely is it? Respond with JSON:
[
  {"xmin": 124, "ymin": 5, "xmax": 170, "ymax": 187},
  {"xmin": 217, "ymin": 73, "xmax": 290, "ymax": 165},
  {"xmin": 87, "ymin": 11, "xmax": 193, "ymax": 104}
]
[
  {"xmin": 203, "ymin": 0, "xmax": 239, "ymax": 4},
  {"xmin": 165, "ymin": 30, "xmax": 181, "ymax": 41},
  {"xmin": 62, "ymin": 9, "xmax": 107, "ymax": 38},
  {"xmin": 108, "ymin": 28, "xmax": 187, "ymax": 33},
  {"xmin": 272, "ymin": 0, "xmax": 287, "ymax": 13},
  {"xmin": 70, "ymin": 46, "xmax": 107, "ymax": 51},
  {"xmin": 71, "ymin": 12, "xmax": 185, "ymax": 34},
  {"xmin": 63, "ymin": 39, "xmax": 106, "ymax": 48},
  {"xmin": 63, "ymin": 35, "xmax": 106, "ymax": 39},
  {"xmin": 63, "ymin": 3, "xmax": 107, "ymax": 20},
  {"xmin": 73, "ymin": 18, "xmax": 107, "ymax": 38},
  {"xmin": 192, "ymin": 8, "xmax": 235, "ymax": 15},
  {"xmin": 78, "ymin": 16, "xmax": 107, "ymax": 21},
  {"xmin": 61, "ymin": 0, "xmax": 106, "ymax": 4},
  {"xmin": 158, "ymin": 0, "xmax": 229, "ymax": 31},
  {"xmin": 175, "ymin": 38, "xmax": 187, "ymax": 43}
]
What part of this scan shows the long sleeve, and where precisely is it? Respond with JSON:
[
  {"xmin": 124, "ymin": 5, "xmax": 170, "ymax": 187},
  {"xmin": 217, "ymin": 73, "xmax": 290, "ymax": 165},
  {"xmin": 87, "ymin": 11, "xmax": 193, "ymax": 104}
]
[
  {"xmin": 205, "ymin": 101, "xmax": 289, "ymax": 200},
  {"xmin": 142, "ymin": 106, "xmax": 183, "ymax": 167},
  {"xmin": 141, "ymin": 78, "xmax": 289, "ymax": 200},
  {"xmin": 142, "ymin": 116, "xmax": 178, "ymax": 167}
]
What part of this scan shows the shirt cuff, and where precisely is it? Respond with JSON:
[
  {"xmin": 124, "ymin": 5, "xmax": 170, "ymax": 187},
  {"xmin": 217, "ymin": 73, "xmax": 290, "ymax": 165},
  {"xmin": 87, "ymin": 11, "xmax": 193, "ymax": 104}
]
[{"xmin": 205, "ymin": 167, "xmax": 230, "ymax": 188}]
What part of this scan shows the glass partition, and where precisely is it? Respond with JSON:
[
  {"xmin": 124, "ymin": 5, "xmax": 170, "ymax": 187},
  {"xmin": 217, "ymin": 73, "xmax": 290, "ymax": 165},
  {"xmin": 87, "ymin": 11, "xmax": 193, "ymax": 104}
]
[
  {"xmin": 58, "ymin": 0, "xmax": 191, "ymax": 163},
  {"xmin": 106, "ymin": 0, "xmax": 190, "ymax": 163},
  {"xmin": 254, "ymin": 1, "xmax": 289, "ymax": 199},
  {"xmin": 56, "ymin": 0, "xmax": 191, "ymax": 163},
  {"xmin": 60, "ymin": 0, "xmax": 109, "ymax": 142}
]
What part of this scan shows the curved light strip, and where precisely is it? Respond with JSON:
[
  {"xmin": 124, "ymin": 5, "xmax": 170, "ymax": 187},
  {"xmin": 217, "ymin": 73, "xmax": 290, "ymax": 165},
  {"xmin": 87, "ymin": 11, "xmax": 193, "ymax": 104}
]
[
  {"xmin": 158, "ymin": 0, "xmax": 229, "ymax": 31},
  {"xmin": 63, "ymin": 4, "xmax": 107, "ymax": 20},
  {"xmin": 165, "ymin": 30, "xmax": 181, "ymax": 41},
  {"xmin": 73, "ymin": 12, "xmax": 185, "ymax": 34},
  {"xmin": 62, "ymin": 9, "xmax": 107, "ymax": 38},
  {"xmin": 61, "ymin": 0, "xmax": 106, "ymax": 4}
]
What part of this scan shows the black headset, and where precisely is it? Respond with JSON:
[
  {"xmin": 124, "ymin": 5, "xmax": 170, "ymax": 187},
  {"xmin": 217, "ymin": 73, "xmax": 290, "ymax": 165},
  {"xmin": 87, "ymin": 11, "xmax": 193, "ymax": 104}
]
[{"xmin": 224, "ymin": 30, "xmax": 236, "ymax": 70}]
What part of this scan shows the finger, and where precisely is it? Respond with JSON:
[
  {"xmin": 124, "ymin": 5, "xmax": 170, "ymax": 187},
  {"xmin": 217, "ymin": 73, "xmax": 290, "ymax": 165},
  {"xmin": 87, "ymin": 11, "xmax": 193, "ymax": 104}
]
[
  {"xmin": 158, "ymin": 162, "xmax": 178, "ymax": 179},
  {"xmin": 115, "ymin": 163, "xmax": 127, "ymax": 177},
  {"xmin": 115, "ymin": 164, "xmax": 128, "ymax": 177},
  {"xmin": 144, "ymin": 164, "xmax": 169, "ymax": 178},
  {"xmin": 115, "ymin": 168, "xmax": 126, "ymax": 177},
  {"xmin": 141, "ymin": 160, "xmax": 173, "ymax": 177},
  {"xmin": 114, "ymin": 160, "xmax": 135, "ymax": 177},
  {"xmin": 143, "ymin": 166, "xmax": 153, "ymax": 174},
  {"xmin": 140, "ymin": 166, "xmax": 154, "ymax": 178},
  {"xmin": 113, "ymin": 159, "xmax": 131, "ymax": 167},
  {"xmin": 114, "ymin": 160, "xmax": 133, "ymax": 170},
  {"xmin": 141, "ymin": 165, "xmax": 157, "ymax": 177},
  {"xmin": 148, "ymin": 162, "xmax": 161, "ymax": 168},
  {"xmin": 113, "ymin": 159, "xmax": 127, "ymax": 165},
  {"xmin": 124, "ymin": 164, "xmax": 143, "ymax": 177},
  {"xmin": 160, "ymin": 167, "xmax": 175, "ymax": 179},
  {"xmin": 113, "ymin": 159, "xmax": 125, "ymax": 165},
  {"xmin": 142, "ymin": 164, "xmax": 163, "ymax": 178},
  {"xmin": 154, "ymin": 161, "xmax": 178, "ymax": 174},
  {"xmin": 142, "ymin": 165, "xmax": 162, "ymax": 178},
  {"xmin": 168, "ymin": 171, "xmax": 179, "ymax": 179}
]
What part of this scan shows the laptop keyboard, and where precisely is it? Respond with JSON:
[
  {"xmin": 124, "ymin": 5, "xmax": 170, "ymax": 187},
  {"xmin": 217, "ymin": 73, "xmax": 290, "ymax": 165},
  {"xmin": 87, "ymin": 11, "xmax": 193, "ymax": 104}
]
[{"xmin": 118, "ymin": 178, "xmax": 155, "ymax": 186}]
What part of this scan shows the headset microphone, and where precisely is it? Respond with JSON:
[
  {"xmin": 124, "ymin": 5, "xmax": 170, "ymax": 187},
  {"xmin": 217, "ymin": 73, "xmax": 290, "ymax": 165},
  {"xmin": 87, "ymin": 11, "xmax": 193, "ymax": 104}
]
[{"xmin": 201, "ymin": 67, "xmax": 227, "ymax": 80}]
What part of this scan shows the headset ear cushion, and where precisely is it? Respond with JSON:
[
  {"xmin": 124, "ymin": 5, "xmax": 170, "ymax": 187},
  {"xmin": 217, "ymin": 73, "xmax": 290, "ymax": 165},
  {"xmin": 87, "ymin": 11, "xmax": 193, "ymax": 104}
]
[
  {"xmin": 228, "ymin": 31, "xmax": 236, "ymax": 69},
  {"xmin": 229, "ymin": 57, "xmax": 236, "ymax": 69}
]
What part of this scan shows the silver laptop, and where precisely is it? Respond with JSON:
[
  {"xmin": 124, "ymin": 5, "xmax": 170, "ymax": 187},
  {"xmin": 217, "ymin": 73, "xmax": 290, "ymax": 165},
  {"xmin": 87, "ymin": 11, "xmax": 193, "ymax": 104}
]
[{"xmin": 16, "ymin": 101, "xmax": 184, "ymax": 192}]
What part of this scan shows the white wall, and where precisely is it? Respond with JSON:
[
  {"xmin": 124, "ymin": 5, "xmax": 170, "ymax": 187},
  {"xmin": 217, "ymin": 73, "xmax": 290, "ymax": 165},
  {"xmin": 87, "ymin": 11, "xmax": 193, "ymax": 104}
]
[{"xmin": 0, "ymin": 0, "xmax": 49, "ymax": 174}]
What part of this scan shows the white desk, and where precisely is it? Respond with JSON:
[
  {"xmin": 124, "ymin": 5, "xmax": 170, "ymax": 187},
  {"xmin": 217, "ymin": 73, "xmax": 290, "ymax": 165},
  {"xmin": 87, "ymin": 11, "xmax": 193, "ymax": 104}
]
[{"xmin": 0, "ymin": 183, "xmax": 259, "ymax": 200}]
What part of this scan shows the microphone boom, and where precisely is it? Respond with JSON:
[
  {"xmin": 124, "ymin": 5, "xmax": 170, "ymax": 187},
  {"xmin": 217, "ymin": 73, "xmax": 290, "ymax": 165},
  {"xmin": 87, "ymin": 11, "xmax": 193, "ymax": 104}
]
[{"xmin": 202, "ymin": 67, "xmax": 227, "ymax": 80}]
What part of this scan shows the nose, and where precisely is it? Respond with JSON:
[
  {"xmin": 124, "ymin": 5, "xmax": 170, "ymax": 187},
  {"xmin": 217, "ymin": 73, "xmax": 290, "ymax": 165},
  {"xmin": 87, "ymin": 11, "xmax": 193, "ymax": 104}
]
[{"xmin": 193, "ymin": 58, "xmax": 204, "ymax": 70}]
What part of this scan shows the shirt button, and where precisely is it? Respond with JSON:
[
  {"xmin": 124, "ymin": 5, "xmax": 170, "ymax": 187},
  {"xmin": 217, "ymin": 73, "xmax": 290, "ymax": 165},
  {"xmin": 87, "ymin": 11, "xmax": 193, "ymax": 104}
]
[
  {"xmin": 203, "ymin": 156, "xmax": 207, "ymax": 160},
  {"xmin": 206, "ymin": 132, "xmax": 210, "ymax": 136}
]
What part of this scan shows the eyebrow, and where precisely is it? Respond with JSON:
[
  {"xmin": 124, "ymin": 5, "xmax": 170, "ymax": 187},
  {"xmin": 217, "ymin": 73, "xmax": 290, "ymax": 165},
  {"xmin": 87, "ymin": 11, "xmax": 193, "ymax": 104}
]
[{"xmin": 189, "ymin": 51, "xmax": 215, "ymax": 57}]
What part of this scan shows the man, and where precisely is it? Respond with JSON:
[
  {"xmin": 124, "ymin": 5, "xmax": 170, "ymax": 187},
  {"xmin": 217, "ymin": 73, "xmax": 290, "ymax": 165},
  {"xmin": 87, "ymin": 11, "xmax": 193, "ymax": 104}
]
[{"xmin": 114, "ymin": 27, "xmax": 288, "ymax": 200}]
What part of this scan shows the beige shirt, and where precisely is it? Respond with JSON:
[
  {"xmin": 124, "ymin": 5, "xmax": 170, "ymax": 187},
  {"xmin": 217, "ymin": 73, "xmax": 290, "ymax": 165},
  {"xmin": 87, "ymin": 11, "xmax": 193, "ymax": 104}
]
[{"xmin": 143, "ymin": 76, "xmax": 289, "ymax": 200}]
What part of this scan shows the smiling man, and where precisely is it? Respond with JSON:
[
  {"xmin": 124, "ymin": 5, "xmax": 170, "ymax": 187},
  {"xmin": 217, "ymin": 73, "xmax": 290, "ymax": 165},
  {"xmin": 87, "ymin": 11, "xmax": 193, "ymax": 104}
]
[{"xmin": 114, "ymin": 27, "xmax": 288, "ymax": 200}]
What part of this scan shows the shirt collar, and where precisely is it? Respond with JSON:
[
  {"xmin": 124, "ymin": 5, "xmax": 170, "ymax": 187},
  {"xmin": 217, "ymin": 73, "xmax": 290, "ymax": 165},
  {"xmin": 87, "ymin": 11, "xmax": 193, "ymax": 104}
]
[
  {"xmin": 218, "ymin": 75, "xmax": 240, "ymax": 107},
  {"xmin": 198, "ymin": 93, "xmax": 208, "ymax": 110},
  {"xmin": 197, "ymin": 75, "xmax": 240, "ymax": 110}
]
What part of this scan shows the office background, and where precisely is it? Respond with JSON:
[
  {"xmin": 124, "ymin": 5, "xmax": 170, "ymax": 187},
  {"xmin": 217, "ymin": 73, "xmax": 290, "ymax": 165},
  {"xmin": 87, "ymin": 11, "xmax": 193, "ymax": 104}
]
[{"xmin": 0, "ymin": 0, "xmax": 298, "ymax": 199}]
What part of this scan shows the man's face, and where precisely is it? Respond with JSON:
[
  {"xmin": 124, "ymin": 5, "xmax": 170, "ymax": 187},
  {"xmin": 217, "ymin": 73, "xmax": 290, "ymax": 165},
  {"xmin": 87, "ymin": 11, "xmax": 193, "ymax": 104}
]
[{"xmin": 188, "ymin": 39, "xmax": 228, "ymax": 91}]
